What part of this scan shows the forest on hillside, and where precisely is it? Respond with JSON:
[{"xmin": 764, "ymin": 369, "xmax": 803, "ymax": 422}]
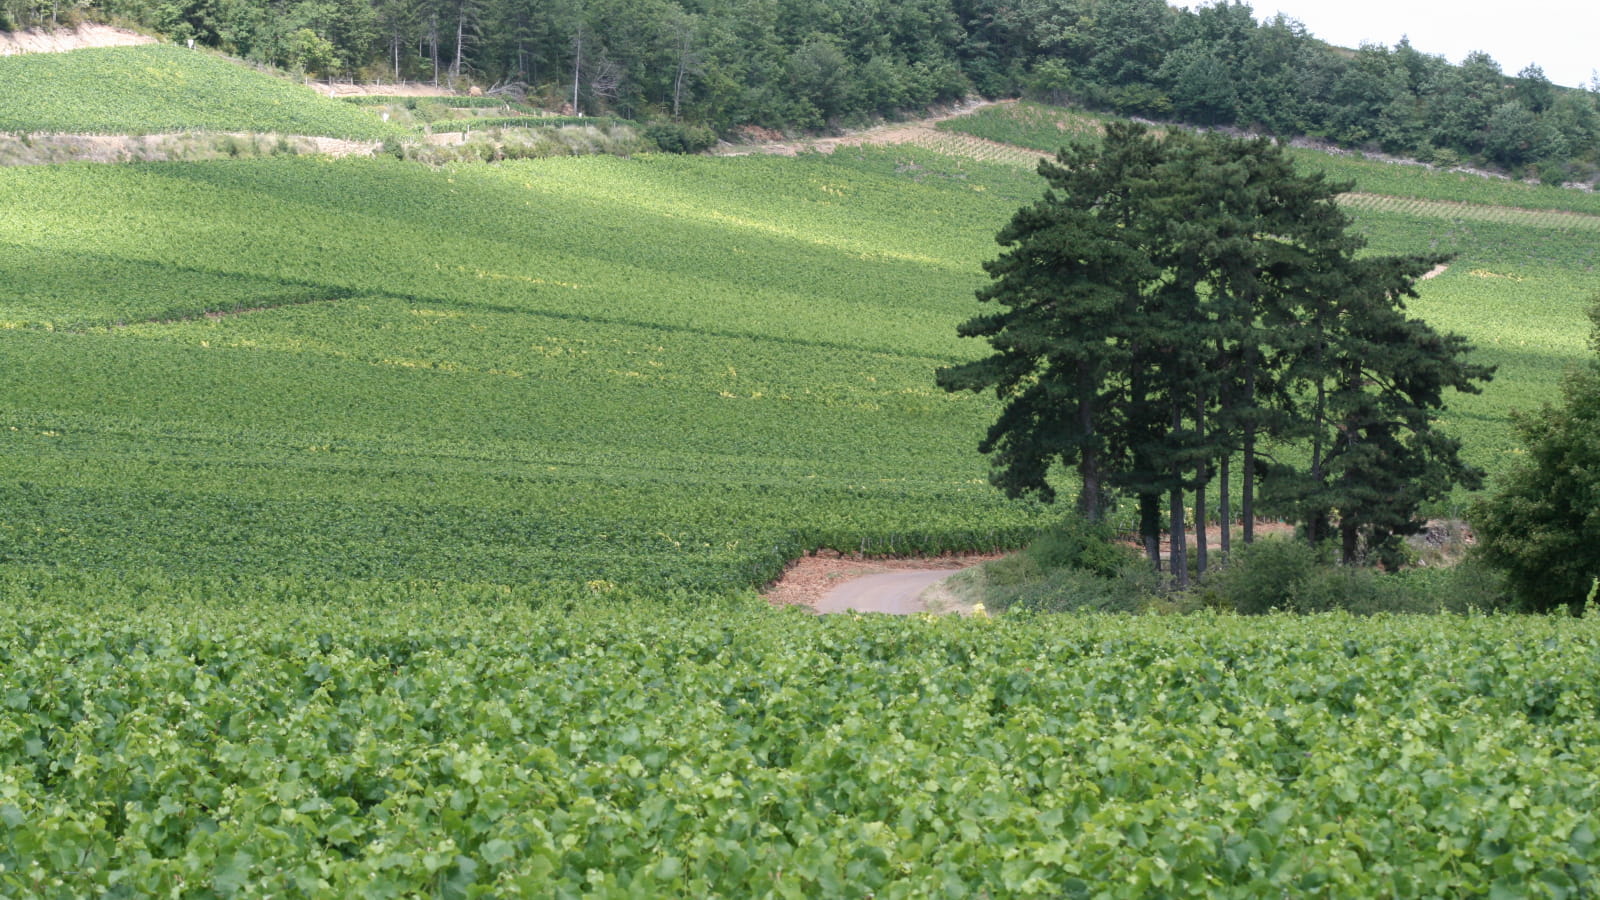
[{"xmin": 4, "ymin": 0, "xmax": 1598, "ymax": 180}]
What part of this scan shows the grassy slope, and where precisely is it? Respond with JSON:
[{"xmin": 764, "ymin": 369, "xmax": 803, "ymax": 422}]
[
  {"xmin": 0, "ymin": 44, "xmax": 402, "ymax": 138},
  {"xmin": 0, "ymin": 150, "xmax": 1048, "ymax": 588}
]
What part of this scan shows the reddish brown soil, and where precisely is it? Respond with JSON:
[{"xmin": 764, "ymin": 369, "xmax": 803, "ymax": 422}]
[
  {"xmin": 766, "ymin": 521, "xmax": 1298, "ymax": 611},
  {"xmin": 762, "ymin": 550, "xmax": 1004, "ymax": 610}
]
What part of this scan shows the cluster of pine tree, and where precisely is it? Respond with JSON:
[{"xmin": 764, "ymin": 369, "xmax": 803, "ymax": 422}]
[
  {"xmin": 5, "ymin": 0, "xmax": 1597, "ymax": 178},
  {"xmin": 938, "ymin": 124, "xmax": 1493, "ymax": 584}
]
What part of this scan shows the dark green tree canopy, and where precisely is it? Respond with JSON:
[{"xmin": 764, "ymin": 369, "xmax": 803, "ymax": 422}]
[
  {"xmin": 939, "ymin": 124, "xmax": 1491, "ymax": 580},
  {"xmin": 11, "ymin": 0, "xmax": 1597, "ymax": 179}
]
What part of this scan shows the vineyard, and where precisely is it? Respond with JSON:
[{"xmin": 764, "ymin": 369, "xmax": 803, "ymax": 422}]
[
  {"xmin": 2, "ymin": 143, "xmax": 1597, "ymax": 584},
  {"xmin": 935, "ymin": 100, "xmax": 1109, "ymax": 154},
  {"xmin": 0, "ymin": 45, "xmax": 403, "ymax": 139},
  {"xmin": 898, "ymin": 129, "xmax": 1048, "ymax": 168},
  {"xmin": 1340, "ymin": 193, "xmax": 1600, "ymax": 232},
  {"xmin": 5, "ymin": 587, "xmax": 1600, "ymax": 897},
  {"xmin": 7, "ymin": 82, "xmax": 1600, "ymax": 894},
  {"xmin": 0, "ymin": 150, "xmax": 1051, "ymax": 588}
]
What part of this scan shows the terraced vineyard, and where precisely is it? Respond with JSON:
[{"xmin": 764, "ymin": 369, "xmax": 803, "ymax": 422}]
[
  {"xmin": 900, "ymin": 129, "xmax": 1048, "ymax": 167},
  {"xmin": 1341, "ymin": 193, "xmax": 1600, "ymax": 231},
  {"xmin": 0, "ymin": 45, "xmax": 403, "ymax": 139}
]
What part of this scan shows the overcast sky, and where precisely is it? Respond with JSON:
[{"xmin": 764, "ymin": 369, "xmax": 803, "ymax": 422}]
[{"xmin": 1254, "ymin": 0, "xmax": 1598, "ymax": 88}]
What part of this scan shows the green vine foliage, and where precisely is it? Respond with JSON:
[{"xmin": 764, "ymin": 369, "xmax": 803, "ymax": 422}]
[{"xmin": 4, "ymin": 581, "xmax": 1600, "ymax": 896}]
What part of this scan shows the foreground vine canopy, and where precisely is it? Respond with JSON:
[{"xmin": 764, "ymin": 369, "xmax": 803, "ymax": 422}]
[{"xmin": 3, "ymin": 582, "xmax": 1599, "ymax": 897}]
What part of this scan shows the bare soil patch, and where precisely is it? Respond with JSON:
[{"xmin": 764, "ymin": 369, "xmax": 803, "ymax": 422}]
[
  {"xmin": 718, "ymin": 98, "xmax": 1012, "ymax": 158},
  {"xmin": 317, "ymin": 82, "xmax": 461, "ymax": 98},
  {"xmin": 763, "ymin": 549, "xmax": 1004, "ymax": 611},
  {"xmin": 0, "ymin": 24, "xmax": 154, "ymax": 54},
  {"xmin": 1144, "ymin": 520, "xmax": 1297, "ymax": 561}
]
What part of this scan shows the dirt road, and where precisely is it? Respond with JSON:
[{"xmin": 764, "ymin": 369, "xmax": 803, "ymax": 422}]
[{"xmin": 812, "ymin": 569, "xmax": 967, "ymax": 615}]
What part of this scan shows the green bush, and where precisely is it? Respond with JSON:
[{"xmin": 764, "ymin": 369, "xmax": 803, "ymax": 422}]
[
  {"xmin": 1202, "ymin": 538, "xmax": 1327, "ymax": 614},
  {"xmin": 1379, "ymin": 562, "xmax": 1512, "ymax": 614},
  {"xmin": 1473, "ymin": 298, "xmax": 1600, "ymax": 614},
  {"xmin": 644, "ymin": 121, "xmax": 718, "ymax": 154},
  {"xmin": 954, "ymin": 514, "xmax": 1153, "ymax": 613},
  {"xmin": 1203, "ymin": 539, "xmax": 1512, "ymax": 614},
  {"xmin": 1025, "ymin": 514, "xmax": 1138, "ymax": 576},
  {"xmin": 1006, "ymin": 562, "xmax": 1159, "ymax": 613}
]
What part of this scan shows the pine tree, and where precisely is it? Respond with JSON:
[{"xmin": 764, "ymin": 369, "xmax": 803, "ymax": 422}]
[{"xmin": 941, "ymin": 124, "xmax": 1490, "ymax": 584}]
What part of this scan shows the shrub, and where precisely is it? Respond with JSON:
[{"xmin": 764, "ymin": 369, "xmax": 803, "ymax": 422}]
[
  {"xmin": 955, "ymin": 514, "xmax": 1152, "ymax": 613},
  {"xmin": 1473, "ymin": 298, "xmax": 1600, "ymax": 613},
  {"xmin": 1202, "ymin": 539, "xmax": 1513, "ymax": 614},
  {"xmin": 1006, "ymin": 562, "xmax": 1159, "ymax": 613},
  {"xmin": 1202, "ymin": 538, "xmax": 1326, "ymax": 614},
  {"xmin": 1024, "ymin": 513, "xmax": 1139, "ymax": 577},
  {"xmin": 645, "ymin": 122, "xmax": 718, "ymax": 154},
  {"xmin": 1378, "ymin": 562, "xmax": 1511, "ymax": 614}
]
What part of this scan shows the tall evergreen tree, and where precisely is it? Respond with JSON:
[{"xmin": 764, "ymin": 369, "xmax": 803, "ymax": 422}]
[
  {"xmin": 935, "ymin": 122, "xmax": 1164, "ymax": 527},
  {"xmin": 941, "ymin": 124, "xmax": 1489, "ymax": 584}
]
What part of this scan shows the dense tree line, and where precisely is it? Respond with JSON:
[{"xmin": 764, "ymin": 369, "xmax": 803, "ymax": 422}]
[
  {"xmin": 938, "ymin": 124, "xmax": 1492, "ymax": 585},
  {"xmin": 4, "ymin": 0, "xmax": 1597, "ymax": 177}
]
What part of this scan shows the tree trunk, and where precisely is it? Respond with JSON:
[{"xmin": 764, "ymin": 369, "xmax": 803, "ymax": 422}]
[
  {"xmin": 1076, "ymin": 453, "xmax": 1101, "ymax": 522},
  {"xmin": 453, "ymin": 7, "xmax": 465, "ymax": 79},
  {"xmin": 1308, "ymin": 377, "xmax": 1326, "ymax": 546},
  {"xmin": 1242, "ymin": 366, "xmax": 1255, "ymax": 544},
  {"xmin": 1341, "ymin": 519, "xmax": 1360, "ymax": 565},
  {"xmin": 1216, "ymin": 371, "xmax": 1232, "ymax": 558},
  {"xmin": 429, "ymin": 15, "xmax": 440, "ymax": 86},
  {"xmin": 673, "ymin": 34, "xmax": 689, "ymax": 118},
  {"xmin": 1218, "ymin": 452, "xmax": 1231, "ymax": 556},
  {"xmin": 1194, "ymin": 396, "xmax": 1208, "ymax": 577},
  {"xmin": 1169, "ymin": 400, "xmax": 1189, "ymax": 589},
  {"xmin": 1075, "ymin": 364, "xmax": 1101, "ymax": 522},
  {"xmin": 571, "ymin": 28, "xmax": 582, "ymax": 114},
  {"xmin": 1169, "ymin": 485, "xmax": 1189, "ymax": 589},
  {"xmin": 1140, "ymin": 493, "xmax": 1162, "ymax": 571}
]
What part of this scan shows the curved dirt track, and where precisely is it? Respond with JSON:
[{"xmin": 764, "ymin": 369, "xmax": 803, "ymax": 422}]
[
  {"xmin": 762, "ymin": 551, "xmax": 997, "ymax": 615},
  {"xmin": 813, "ymin": 569, "xmax": 966, "ymax": 615},
  {"xmin": 716, "ymin": 99, "xmax": 1019, "ymax": 158}
]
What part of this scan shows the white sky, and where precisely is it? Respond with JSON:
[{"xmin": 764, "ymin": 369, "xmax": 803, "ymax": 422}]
[{"xmin": 1255, "ymin": 0, "xmax": 1598, "ymax": 88}]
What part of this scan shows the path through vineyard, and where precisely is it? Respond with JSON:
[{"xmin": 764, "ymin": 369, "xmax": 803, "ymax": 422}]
[
  {"xmin": 763, "ymin": 551, "xmax": 999, "ymax": 614},
  {"xmin": 719, "ymin": 99, "xmax": 1049, "ymax": 167}
]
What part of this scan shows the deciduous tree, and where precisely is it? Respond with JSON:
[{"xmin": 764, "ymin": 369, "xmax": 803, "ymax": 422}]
[{"xmin": 1474, "ymin": 299, "xmax": 1600, "ymax": 612}]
